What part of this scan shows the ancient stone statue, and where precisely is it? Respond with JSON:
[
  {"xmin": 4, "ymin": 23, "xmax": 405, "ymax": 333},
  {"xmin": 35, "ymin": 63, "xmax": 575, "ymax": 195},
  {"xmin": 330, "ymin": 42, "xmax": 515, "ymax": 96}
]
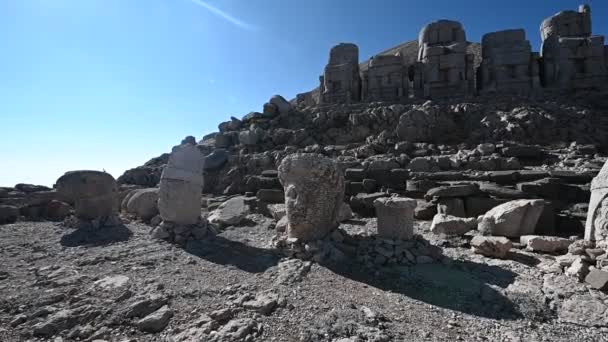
[
  {"xmin": 278, "ymin": 153, "xmax": 344, "ymax": 241},
  {"xmin": 373, "ymin": 197, "xmax": 417, "ymax": 240},
  {"xmin": 586, "ymin": 160, "xmax": 608, "ymax": 246},
  {"xmin": 319, "ymin": 43, "xmax": 361, "ymax": 104},
  {"xmin": 412, "ymin": 20, "xmax": 475, "ymax": 99},
  {"xmin": 478, "ymin": 29, "xmax": 540, "ymax": 95},
  {"xmin": 540, "ymin": 5, "xmax": 608, "ymax": 90},
  {"xmin": 56, "ymin": 170, "xmax": 120, "ymax": 227}
]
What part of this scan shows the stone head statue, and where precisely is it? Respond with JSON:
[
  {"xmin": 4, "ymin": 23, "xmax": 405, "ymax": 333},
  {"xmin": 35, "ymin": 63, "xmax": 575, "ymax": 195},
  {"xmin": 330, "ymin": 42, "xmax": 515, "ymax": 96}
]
[{"xmin": 278, "ymin": 153, "xmax": 344, "ymax": 242}]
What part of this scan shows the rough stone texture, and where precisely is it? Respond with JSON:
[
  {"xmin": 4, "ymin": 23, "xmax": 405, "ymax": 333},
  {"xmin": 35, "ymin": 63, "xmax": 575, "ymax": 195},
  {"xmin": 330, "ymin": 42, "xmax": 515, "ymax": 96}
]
[
  {"xmin": 430, "ymin": 214, "xmax": 477, "ymax": 235},
  {"xmin": 278, "ymin": 153, "xmax": 344, "ymax": 242},
  {"xmin": 126, "ymin": 188, "xmax": 159, "ymax": 221},
  {"xmin": 520, "ymin": 235, "xmax": 573, "ymax": 253},
  {"xmin": 437, "ymin": 197, "xmax": 465, "ymax": 217},
  {"xmin": 478, "ymin": 29, "xmax": 540, "ymax": 95},
  {"xmin": 373, "ymin": 197, "xmax": 417, "ymax": 240},
  {"xmin": 413, "ymin": 20, "xmax": 475, "ymax": 98},
  {"xmin": 361, "ymin": 55, "xmax": 408, "ymax": 102},
  {"xmin": 158, "ymin": 144, "xmax": 204, "ymax": 226},
  {"xmin": 540, "ymin": 5, "xmax": 607, "ymax": 90},
  {"xmin": 425, "ymin": 183, "xmax": 479, "ymax": 200},
  {"xmin": 319, "ymin": 43, "xmax": 361, "ymax": 104},
  {"xmin": 565, "ymin": 258, "xmax": 590, "ymax": 281},
  {"xmin": 478, "ymin": 199, "xmax": 545, "ymax": 237},
  {"xmin": 55, "ymin": 170, "xmax": 119, "ymax": 226},
  {"xmin": 470, "ymin": 236, "xmax": 513, "ymax": 258},
  {"xmin": 585, "ymin": 269, "xmax": 608, "ymax": 290},
  {"xmin": 208, "ymin": 196, "xmax": 250, "ymax": 227},
  {"xmin": 585, "ymin": 159, "xmax": 608, "ymax": 243}
]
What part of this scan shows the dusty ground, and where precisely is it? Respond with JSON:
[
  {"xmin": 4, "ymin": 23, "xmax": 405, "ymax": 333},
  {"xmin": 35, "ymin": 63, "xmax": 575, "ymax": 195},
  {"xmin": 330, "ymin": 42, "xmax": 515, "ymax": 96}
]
[{"xmin": 1, "ymin": 215, "xmax": 607, "ymax": 342}]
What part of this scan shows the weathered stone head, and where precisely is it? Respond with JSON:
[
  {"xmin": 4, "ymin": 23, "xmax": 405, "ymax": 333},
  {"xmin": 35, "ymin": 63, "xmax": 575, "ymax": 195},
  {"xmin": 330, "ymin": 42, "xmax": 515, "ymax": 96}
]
[
  {"xmin": 56, "ymin": 170, "xmax": 118, "ymax": 224},
  {"xmin": 586, "ymin": 160, "xmax": 608, "ymax": 245},
  {"xmin": 278, "ymin": 153, "xmax": 344, "ymax": 242}
]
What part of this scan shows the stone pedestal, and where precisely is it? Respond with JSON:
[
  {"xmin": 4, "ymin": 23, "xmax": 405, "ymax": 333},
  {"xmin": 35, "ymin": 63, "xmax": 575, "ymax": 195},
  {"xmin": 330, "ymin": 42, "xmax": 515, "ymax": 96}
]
[{"xmin": 373, "ymin": 197, "xmax": 417, "ymax": 240}]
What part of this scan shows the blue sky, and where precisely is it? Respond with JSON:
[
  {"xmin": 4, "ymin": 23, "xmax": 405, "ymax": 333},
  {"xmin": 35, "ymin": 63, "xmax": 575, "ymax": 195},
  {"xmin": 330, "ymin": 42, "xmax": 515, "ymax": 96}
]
[{"xmin": 1, "ymin": 0, "xmax": 606, "ymax": 186}]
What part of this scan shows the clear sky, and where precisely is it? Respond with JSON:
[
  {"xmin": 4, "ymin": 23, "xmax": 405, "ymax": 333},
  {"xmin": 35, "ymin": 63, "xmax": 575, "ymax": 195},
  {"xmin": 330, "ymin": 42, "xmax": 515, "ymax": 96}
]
[{"xmin": 1, "ymin": 0, "xmax": 606, "ymax": 187}]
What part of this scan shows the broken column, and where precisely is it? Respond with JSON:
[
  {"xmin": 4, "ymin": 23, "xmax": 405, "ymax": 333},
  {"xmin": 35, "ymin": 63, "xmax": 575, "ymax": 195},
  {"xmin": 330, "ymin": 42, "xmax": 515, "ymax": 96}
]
[
  {"xmin": 154, "ymin": 142, "xmax": 206, "ymax": 244},
  {"xmin": 56, "ymin": 170, "xmax": 120, "ymax": 228},
  {"xmin": 478, "ymin": 29, "xmax": 540, "ymax": 95},
  {"xmin": 319, "ymin": 43, "xmax": 361, "ymax": 104},
  {"xmin": 412, "ymin": 20, "xmax": 475, "ymax": 98},
  {"xmin": 373, "ymin": 197, "xmax": 417, "ymax": 240},
  {"xmin": 585, "ymin": 160, "xmax": 608, "ymax": 247},
  {"xmin": 540, "ymin": 5, "xmax": 608, "ymax": 90},
  {"xmin": 278, "ymin": 153, "xmax": 344, "ymax": 242}
]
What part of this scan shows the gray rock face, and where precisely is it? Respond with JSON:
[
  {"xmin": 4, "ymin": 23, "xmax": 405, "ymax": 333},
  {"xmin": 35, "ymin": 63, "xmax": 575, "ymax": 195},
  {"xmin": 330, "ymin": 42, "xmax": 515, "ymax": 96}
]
[
  {"xmin": 137, "ymin": 305, "xmax": 173, "ymax": 333},
  {"xmin": 430, "ymin": 214, "xmax": 477, "ymax": 235},
  {"xmin": 269, "ymin": 95, "xmax": 291, "ymax": 115},
  {"xmin": 373, "ymin": 197, "xmax": 417, "ymax": 240},
  {"xmin": 520, "ymin": 235, "xmax": 573, "ymax": 254},
  {"xmin": 470, "ymin": 236, "xmax": 512, "ymax": 258},
  {"xmin": 208, "ymin": 196, "xmax": 250, "ymax": 227},
  {"xmin": 0, "ymin": 205, "xmax": 19, "ymax": 224},
  {"xmin": 585, "ymin": 159, "xmax": 608, "ymax": 243},
  {"xmin": 278, "ymin": 153, "xmax": 344, "ymax": 242},
  {"xmin": 55, "ymin": 170, "xmax": 119, "ymax": 226},
  {"xmin": 478, "ymin": 199, "xmax": 545, "ymax": 237},
  {"xmin": 203, "ymin": 149, "xmax": 228, "ymax": 171},
  {"xmin": 425, "ymin": 183, "xmax": 479, "ymax": 200},
  {"xmin": 585, "ymin": 269, "xmax": 608, "ymax": 290},
  {"xmin": 126, "ymin": 188, "xmax": 159, "ymax": 221},
  {"xmin": 158, "ymin": 144, "xmax": 204, "ymax": 226}
]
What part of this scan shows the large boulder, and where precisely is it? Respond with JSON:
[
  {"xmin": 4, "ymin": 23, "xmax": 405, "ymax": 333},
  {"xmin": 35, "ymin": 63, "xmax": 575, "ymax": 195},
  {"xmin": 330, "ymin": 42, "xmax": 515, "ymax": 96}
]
[
  {"xmin": 268, "ymin": 95, "xmax": 291, "ymax": 115},
  {"xmin": 208, "ymin": 196, "xmax": 250, "ymax": 227},
  {"xmin": 56, "ymin": 170, "xmax": 119, "ymax": 226},
  {"xmin": 126, "ymin": 188, "xmax": 159, "ymax": 221},
  {"xmin": 478, "ymin": 199, "xmax": 545, "ymax": 237},
  {"xmin": 470, "ymin": 236, "xmax": 512, "ymax": 258},
  {"xmin": 278, "ymin": 153, "xmax": 344, "ymax": 242},
  {"xmin": 520, "ymin": 235, "xmax": 573, "ymax": 254}
]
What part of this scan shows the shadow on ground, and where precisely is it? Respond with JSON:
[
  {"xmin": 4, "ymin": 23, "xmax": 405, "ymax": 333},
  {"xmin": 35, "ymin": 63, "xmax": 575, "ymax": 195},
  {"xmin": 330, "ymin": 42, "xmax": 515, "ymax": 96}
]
[
  {"xmin": 318, "ymin": 237, "xmax": 523, "ymax": 320},
  {"xmin": 184, "ymin": 235, "xmax": 280, "ymax": 273},
  {"xmin": 60, "ymin": 224, "xmax": 132, "ymax": 247}
]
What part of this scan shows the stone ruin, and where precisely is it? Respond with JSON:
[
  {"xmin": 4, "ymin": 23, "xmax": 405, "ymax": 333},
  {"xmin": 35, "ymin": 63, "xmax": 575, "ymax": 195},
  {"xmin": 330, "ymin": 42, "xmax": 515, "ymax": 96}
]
[
  {"xmin": 306, "ymin": 4, "xmax": 608, "ymax": 104},
  {"xmin": 152, "ymin": 141, "xmax": 207, "ymax": 244},
  {"xmin": 412, "ymin": 20, "xmax": 475, "ymax": 98},
  {"xmin": 540, "ymin": 4, "xmax": 608, "ymax": 90},
  {"xmin": 56, "ymin": 170, "xmax": 120, "ymax": 228},
  {"xmin": 477, "ymin": 29, "xmax": 540, "ymax": 95},
  {"xmin": 585, "ymin": 160, "xmax": 608, "ymax": 248},
  {"xmin": 319, "ymin": 43, "xmax": 361, "ymax": 104}
]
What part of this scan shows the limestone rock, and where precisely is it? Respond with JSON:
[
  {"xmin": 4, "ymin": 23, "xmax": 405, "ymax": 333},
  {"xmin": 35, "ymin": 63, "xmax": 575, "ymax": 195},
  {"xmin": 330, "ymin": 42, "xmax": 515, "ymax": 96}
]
[
  {"xmin": 425, "ymin": 183, "xmax": 479, "ymax": 200},
  {"xmin": 520, "ymin": 235, "xmax": 573, "ymax": 253},
  {"xmin": 470, "ymin": 236, "xmax": 512, "ymax": 258},
  {"xmin": 56, "ymin": 170, "xmax": 119, "ymax": 225},
  {"xmin": 126, "ymin": 188, "xmax": 159, "ymax": 221},
  {"xmin": 137, "ymin": 305, "xmax": 173, "ymax": 333},
  {"xmin": 278, "ymin": 153, "xmax": 344, "ymax": 242},
  {"xmin": 478, "ymin": 199, "xmax": 545, "ymax": 237},
  {"xmin": 585, "ymin": 159, "xmax": 608, "ymax": 243},
  {"xmin": 373, "ymin": 197, "xmax": 417, "ymax": 240},
  {"xmin": 208, "ymin": 196, "xmax": 249, "ymax": 227},
  {"xmin": 45, "ymin": 200, "xmax": 72, "ymax": 221},
  {"xmin": 585, "ymin": 269, "xmax": 608, "ymax": 290},
  {"xmin": 430, "ymin": 214, "xmax": 477, "ymax": 235},
  {"xmin": 565, "ymin": 258, "xmax": 590, "ymax": 281},
  {"xmin": 269, "ymin": 95, "xmax": 291, "ymax": 115},
  {"xmin": 158, "ymin": 144, "xmax": 204, "ymax": 226}
]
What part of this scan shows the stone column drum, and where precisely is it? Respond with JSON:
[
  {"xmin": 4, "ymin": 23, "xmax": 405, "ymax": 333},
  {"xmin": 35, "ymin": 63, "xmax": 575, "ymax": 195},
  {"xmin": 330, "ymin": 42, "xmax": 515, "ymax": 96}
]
[
  {"xmin": 158, "ymin": 143, "xmax": 205, "ymax": 226},
  {"xmin": 373, "ymin": 197, "xmax": 417, "ymax": 240},
  {"xmin": 56, "ymin": 170, "xmax": 119, "ymax": 227},
  {"xmin": 278, "ymin": 153, "xmax": 344, "ymax": 242},
  {"xmin": 585, "ymin": 160, "xmax": 608, "ymax": 244}
]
